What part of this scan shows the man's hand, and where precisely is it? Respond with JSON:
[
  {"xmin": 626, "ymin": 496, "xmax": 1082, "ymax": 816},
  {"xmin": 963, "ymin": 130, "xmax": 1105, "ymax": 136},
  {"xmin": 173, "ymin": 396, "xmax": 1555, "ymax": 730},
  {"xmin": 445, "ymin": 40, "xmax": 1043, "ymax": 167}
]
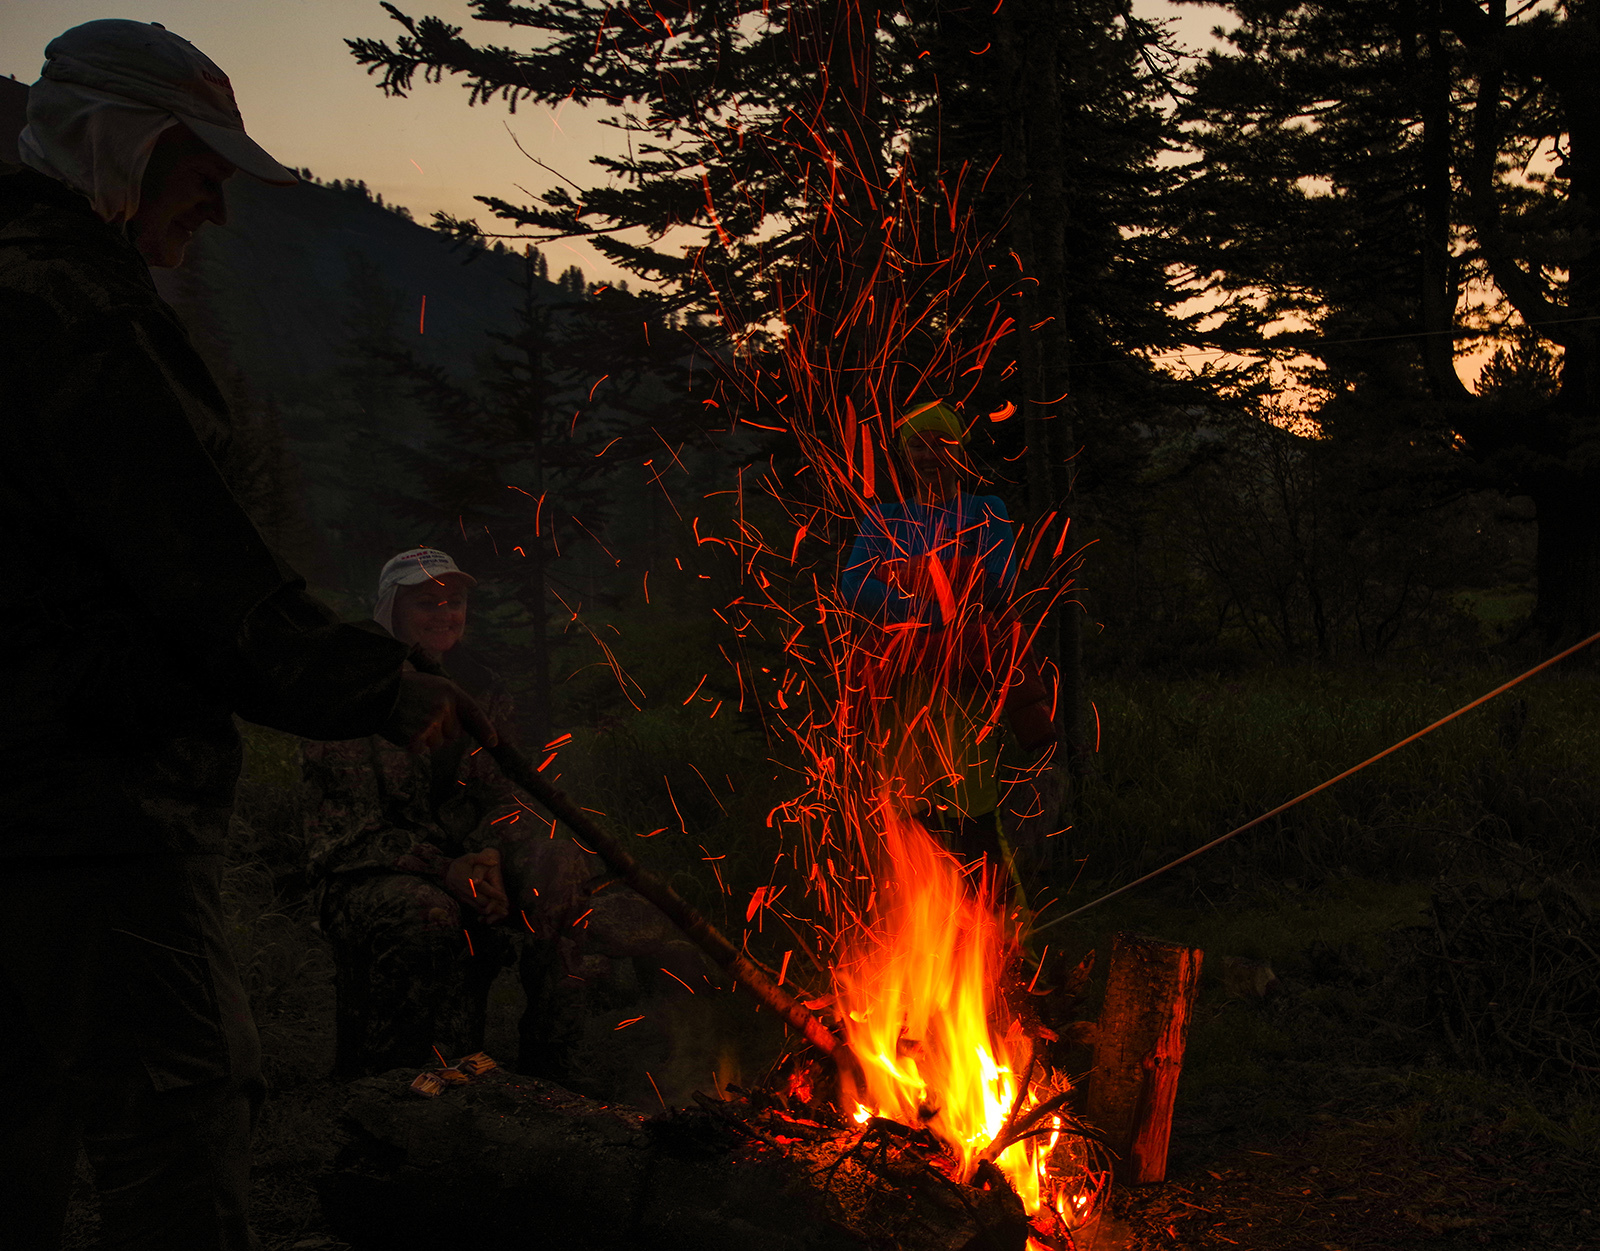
[
  {"xmin": 444, "ymin": 848, "xmax": 508, "ymax": 925},
  {"xmin": 381, "ymin": 672, "xmax": 499, "ymax": 755}
]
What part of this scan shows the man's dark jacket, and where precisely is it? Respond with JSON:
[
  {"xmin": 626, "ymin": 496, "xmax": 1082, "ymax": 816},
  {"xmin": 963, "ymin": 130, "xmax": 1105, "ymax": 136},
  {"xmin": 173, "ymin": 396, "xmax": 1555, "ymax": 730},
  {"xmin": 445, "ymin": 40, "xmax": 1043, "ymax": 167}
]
[{"xmin": 0, "ymin": 166, "xmax": 407, "ymax": 858}]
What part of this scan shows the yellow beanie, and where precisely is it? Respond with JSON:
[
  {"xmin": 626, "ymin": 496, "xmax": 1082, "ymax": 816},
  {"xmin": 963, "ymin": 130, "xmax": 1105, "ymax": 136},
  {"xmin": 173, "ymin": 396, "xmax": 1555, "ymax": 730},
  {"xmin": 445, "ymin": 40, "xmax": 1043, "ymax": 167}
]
[{"xmin": 896, "ymin": 400, "xmax": 965, "ymax": 445}]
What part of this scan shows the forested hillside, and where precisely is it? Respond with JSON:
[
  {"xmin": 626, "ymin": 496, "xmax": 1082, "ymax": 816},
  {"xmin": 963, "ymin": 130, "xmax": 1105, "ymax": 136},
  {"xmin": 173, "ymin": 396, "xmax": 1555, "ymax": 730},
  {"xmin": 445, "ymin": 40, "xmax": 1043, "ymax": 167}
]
[
  {"xmin": 154, "ymin": 172, "xmax": 719, "ymax": 746},
  {"xmin": 151, "ymin": 169, "xmax": 537, "ymax": 599}
]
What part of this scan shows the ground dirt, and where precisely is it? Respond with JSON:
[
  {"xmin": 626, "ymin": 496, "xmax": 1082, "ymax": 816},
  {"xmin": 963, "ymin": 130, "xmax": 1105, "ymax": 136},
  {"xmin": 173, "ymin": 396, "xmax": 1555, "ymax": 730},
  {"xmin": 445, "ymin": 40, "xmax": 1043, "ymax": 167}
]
[
  {"xmin": 1016, "ymin": 859, "xmax": 1597, "ymax": 1251},
  {"xmin": 1098, "ymin": 1113, "xmax": 1597, "ymax": 1250},
  {"xmin": 63, "ymin": 951, "xmax": 1598, "ymax": 1251},
  {"xmin": 59, "ymin": 875, "xmax": 1597, "ymax": 1250}
]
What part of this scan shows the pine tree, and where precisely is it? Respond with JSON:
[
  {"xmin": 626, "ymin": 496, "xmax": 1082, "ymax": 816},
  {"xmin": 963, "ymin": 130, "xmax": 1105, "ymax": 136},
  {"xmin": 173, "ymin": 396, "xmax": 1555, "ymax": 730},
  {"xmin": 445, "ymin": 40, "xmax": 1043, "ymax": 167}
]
[
  {"xmin": 348, "ymin": 248, "xmax": 686, "ymax": 744},
  {"xmin": 917, "ymin": 0, "xmax": 1197, "ymax": 767},
  {"xmin": 1176, "ymin": 0, "xmax": 1600, "ymax": 648},
  {"xmin": 349, "ymin": 0, "xmax": 1206, "ymax": 781}
]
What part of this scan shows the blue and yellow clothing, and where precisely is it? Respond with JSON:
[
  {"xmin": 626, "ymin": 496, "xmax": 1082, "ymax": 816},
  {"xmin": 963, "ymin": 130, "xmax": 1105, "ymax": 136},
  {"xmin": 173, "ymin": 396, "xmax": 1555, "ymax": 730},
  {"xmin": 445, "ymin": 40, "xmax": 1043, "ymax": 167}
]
[
  {"xmin": 840, "ymin": 492, "xmax": 1018, "ymax": 821},
  {"xmin": 841, "ymin": 493, "xmax": 1018, "ymax": 627}
]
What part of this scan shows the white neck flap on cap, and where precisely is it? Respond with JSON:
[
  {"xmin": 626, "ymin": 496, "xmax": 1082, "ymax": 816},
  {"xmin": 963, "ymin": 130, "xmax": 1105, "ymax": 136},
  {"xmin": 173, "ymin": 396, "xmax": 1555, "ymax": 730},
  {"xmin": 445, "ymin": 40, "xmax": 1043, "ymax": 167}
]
[
  {"xmin": 374, "ymin": 584, "xmax": 401, "ymax": 638},
  {"xmin": 17, "ymin": 79, "xmax": 178, "ymax": 224}
]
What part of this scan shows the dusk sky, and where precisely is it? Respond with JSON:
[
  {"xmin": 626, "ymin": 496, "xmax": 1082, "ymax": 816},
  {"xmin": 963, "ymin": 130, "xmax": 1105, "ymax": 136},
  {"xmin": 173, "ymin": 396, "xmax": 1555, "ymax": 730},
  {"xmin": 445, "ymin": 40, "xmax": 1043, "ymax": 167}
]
[{"xmin": 2, "ymin": 1, "xmax": 1227, "ymax": 283}]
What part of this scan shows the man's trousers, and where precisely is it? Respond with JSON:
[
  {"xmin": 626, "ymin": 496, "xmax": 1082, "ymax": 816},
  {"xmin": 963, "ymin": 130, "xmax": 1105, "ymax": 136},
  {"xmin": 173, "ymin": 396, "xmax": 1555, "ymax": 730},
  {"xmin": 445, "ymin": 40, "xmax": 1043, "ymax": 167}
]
[{"xmin": 0, "ymin": 853, "xmax": 263, "ymax": 1250}]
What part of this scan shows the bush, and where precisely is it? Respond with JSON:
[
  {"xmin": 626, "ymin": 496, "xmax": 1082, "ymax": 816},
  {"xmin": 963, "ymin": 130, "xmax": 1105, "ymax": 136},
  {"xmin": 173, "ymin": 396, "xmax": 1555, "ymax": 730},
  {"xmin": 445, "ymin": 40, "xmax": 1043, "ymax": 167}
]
[
  {"xmin": 1419, "ymin": 874, "xmax": 1600, "ymax": 1085},
  {"xmin": 230, "ymin": 723, "xmax": 309, "ymax": 887}
]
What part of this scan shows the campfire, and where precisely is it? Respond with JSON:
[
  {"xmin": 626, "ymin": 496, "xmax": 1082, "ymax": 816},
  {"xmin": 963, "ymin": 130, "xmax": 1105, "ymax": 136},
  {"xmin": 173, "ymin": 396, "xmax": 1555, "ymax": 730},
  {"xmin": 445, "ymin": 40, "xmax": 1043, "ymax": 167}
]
[
  {"xmin": 385, "ymin": 7, "xmax": 1203, "ymax": 1234},
  {"xmin": 420, "ymin": 713, "xmax": 1128, "ymax": 1250},
  {"xmin": 827, "ymin": 803, "xmax": 1108, "ymax": 1246},
  {"xmin": 400, "ymin": 510, "xmax": 1208, "ymax": 1251}
]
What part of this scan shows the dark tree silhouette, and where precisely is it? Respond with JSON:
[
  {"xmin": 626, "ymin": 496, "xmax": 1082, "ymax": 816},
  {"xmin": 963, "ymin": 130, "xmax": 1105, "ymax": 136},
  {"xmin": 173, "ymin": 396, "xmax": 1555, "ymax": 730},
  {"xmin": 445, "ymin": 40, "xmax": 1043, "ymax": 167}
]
[
  {"xmin": 349, "ymin": 246, "xmax": 693, "ymax": 744},
  {"xmin": 1176, "ymin": 0, "xmax": 1600, "ymax": 649}
]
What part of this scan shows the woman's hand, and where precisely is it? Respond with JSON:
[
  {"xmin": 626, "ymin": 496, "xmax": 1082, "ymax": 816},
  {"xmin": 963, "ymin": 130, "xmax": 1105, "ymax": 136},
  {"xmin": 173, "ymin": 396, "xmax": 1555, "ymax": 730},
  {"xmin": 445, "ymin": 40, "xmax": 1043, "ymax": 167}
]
[{"xmin": 444, "ymin": 847, "xmax": 508, "ymax": 924}]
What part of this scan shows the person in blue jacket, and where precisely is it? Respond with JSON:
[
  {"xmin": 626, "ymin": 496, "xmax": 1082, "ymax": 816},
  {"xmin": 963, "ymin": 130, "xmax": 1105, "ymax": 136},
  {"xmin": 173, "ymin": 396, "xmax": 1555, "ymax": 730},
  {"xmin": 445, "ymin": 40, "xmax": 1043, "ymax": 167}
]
[{"xmin": 840, "ymin": 400, "xmax": 1056, "ymax": 872}]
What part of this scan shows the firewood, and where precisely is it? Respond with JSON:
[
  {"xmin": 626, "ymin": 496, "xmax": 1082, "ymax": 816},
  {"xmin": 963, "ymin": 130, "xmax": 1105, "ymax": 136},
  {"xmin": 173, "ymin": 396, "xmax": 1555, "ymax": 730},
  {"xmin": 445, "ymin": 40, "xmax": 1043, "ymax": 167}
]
[
  {"xmin": 1085, "ymin": 931, "xmax": 1203, "ymax": 1184},
  {"xmin": 320, "ymin": 1068, "xmax": 1033, "ymax": 1250}
]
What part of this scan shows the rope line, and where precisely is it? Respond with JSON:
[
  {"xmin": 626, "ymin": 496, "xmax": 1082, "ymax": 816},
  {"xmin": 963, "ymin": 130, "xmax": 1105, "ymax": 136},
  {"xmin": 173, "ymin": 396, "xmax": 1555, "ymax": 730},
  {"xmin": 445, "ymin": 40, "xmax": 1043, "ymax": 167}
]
[{"xmin": 1032, "ymin": 628, "xmax": 1600, "ymax": 934}]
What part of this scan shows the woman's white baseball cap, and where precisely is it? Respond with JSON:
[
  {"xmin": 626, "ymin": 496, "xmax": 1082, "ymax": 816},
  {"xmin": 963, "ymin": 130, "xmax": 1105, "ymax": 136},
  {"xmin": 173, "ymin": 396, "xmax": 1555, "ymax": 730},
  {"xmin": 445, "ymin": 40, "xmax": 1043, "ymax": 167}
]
[
  {"xmin": 374, "ymin": 548, "xmax": 476, "ymax": 635},
  {"xmin": 378, "ymin": 548, "xmax": 477, "ymax": 597}
]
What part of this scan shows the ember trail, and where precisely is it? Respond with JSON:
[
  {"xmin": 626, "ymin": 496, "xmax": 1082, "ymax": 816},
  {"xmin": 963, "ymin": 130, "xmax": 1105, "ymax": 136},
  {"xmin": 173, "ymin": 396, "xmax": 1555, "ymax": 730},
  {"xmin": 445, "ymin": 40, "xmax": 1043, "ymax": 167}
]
[{"xmin": 660, "ymin": 1, "xmax": 1107, "ymax": 1238}]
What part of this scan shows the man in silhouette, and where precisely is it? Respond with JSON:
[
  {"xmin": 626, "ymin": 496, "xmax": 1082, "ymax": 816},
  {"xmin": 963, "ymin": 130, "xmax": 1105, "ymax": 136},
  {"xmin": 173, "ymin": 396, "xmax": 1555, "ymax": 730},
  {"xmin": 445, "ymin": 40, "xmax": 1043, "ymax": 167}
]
[{"xmin": 0, "ymin": 20, "xmax": 492, "ymax": 1250}]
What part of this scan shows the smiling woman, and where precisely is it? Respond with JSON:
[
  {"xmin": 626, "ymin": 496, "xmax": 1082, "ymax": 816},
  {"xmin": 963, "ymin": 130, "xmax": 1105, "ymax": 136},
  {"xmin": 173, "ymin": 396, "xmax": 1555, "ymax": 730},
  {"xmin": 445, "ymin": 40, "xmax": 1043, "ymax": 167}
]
[
  {"xmin": 372, "ymin": 546, "xmax": 478, "ymax": 662},
  {"xmin": 391, "ymin": 573, "xmax": 472, "ymax": 661}
]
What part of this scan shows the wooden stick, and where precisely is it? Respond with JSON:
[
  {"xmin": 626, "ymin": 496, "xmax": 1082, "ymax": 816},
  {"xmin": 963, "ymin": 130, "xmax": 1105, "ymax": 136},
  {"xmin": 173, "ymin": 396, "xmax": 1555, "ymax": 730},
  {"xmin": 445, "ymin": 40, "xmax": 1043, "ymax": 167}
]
[
  {"xmin": 978, "ymin": 1044, "xmax": 1036, "ymax": 1167},
  {"xmin": 414, "ymin": 653, "xmax": 841, "ymax": 1057}
]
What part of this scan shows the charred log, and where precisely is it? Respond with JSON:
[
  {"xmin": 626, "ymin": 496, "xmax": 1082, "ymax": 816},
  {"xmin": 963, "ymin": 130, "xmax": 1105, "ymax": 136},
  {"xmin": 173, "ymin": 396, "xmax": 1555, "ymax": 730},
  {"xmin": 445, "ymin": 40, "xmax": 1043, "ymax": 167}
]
[{"xmin": 318, "ymin": 1068, "xmax": 1031, "ymax": 1251}]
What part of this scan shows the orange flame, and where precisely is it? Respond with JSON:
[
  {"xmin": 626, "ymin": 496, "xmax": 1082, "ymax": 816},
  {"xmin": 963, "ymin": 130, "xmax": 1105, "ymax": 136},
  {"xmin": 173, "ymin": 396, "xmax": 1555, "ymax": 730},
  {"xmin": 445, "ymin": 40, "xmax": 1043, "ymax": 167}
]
[{"xmin": 831, "ymin": 803, "xmax": 1094, "ymax": 1231}]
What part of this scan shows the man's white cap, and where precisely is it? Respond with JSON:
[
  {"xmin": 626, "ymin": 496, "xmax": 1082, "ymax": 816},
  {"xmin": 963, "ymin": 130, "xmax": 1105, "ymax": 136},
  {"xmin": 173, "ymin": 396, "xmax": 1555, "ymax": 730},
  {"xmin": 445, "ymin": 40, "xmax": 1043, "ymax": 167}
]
[
  {"xmin": 374, "ymin": 548, "xmax": 476, "ymax": 635},
  {"xmin": 38, "ymin": 19, "xmax": 297, "ymax": 185}
]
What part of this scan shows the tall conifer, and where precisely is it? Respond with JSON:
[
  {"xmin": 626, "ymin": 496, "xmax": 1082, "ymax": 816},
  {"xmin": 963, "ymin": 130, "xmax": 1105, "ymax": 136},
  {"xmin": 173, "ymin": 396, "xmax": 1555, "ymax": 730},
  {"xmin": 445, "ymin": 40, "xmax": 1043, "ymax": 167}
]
[{"xmin": 1176, "ymin": 0, "xmax": 1600, "ymax": 647}]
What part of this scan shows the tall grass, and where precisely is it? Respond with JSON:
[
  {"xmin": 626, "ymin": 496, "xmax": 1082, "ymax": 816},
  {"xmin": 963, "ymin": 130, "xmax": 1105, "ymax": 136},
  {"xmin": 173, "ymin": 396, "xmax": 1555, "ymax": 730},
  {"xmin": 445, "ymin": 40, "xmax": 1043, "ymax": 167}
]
[
  {"xmin": 225, "ymin": 724, "xmax": 333, "ymax": 1090},
  {"xmin": 1043, "ymin": 665, "xmax": 1600, "ymax": 1115},
  {"xmin": 548, "ymin": 704, "xmax": 802, "ymax": 935},
  {"xmin": 1067, "ymin": 666, "xmax": 1600, "ymax": 898}
]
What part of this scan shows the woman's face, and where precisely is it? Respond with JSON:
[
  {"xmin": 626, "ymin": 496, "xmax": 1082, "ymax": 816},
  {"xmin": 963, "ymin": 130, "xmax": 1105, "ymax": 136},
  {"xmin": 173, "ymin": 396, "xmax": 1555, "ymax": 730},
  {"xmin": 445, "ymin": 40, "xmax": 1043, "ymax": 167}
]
[
  {"xmin": 391, "ymin": 577, "xmax": 469, "ymax": 655},
  {"xmin": 904, "ymin": 430, "xmax": 965, "ymax": 498}
]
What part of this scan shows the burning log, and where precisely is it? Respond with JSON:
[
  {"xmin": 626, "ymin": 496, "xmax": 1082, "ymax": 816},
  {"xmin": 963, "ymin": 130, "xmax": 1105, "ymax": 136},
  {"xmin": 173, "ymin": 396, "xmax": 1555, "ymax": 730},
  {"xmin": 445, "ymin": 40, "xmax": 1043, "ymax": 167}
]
[
  {"xmin": 318, "ymin": 1066, "xmax": 1032, "ymax": 1250},
  {"xmin": 1084, "ymin": 931, "xmax": 1203, "ymax": 1184}
]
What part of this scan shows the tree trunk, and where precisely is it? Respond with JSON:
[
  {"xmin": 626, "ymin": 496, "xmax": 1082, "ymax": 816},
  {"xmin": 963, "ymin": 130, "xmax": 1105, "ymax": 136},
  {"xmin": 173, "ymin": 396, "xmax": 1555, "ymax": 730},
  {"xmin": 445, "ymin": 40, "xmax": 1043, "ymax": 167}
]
[
  {"xmin": 520, "ymin": 251, "xmax": 554, "ymax": 747},
  {"xmin": 1408, "ymin": 0, "xmax": 1472, "ymax": 403},
  {"xmin": 1452, "ymin": 0, "xmax": 1600, "ymax": 653},
  {"xmin": 1000, "ymin": 0, "xmax": 1091, "ymax": 778},
  {"xmin": 1527, "ymin": 481, "xmax": 1600, "ymax": 647},
  {"xmin": 1531, "ymin": 1, "xmax": 1600, "ymax": 648},
  {"xmin": 524, "ymin": 539, "xmax": 553, "ymax": 746}
]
